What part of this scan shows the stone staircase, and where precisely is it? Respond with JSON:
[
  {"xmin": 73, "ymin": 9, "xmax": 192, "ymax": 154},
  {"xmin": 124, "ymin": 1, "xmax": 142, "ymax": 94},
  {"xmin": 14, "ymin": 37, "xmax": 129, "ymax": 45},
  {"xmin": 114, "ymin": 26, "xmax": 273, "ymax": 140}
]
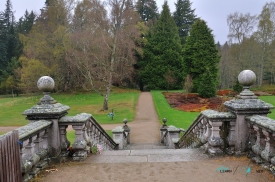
[{"xmin": 88, "ymin": 143, "xmax": 209, "ymax": 164}]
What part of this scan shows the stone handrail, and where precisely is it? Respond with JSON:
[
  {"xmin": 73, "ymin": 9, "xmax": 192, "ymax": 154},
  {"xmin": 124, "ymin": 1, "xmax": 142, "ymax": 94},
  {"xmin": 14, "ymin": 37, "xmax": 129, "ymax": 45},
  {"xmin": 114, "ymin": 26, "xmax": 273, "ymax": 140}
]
[
  {"xmin": 246, "ymin": 115, "xmax": 275, "ymax": 165},
  {"xmin": 15, "ymin": 120, "xmax": 52, "ymax": 181},
  {"xmin": 176, "ymin": 109, "xmax": 236, "ymax": 156},
  {"xmin": 59, "ymin": 113, "xmax": 118, "ymax": 161}
]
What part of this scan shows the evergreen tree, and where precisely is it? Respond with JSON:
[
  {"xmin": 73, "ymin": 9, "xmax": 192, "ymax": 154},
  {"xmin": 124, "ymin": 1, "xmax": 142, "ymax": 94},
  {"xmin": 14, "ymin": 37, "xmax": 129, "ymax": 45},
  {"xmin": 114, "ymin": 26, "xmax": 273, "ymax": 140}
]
[
  {"xmin": 141, "ymin": 1, "xmax": 183, "ymax": 89},
  {"xmin": 0, "ymin": 0, "xmax": 14, "ymax": 78},
  {"xmin": 183, "ymin": 18, "xmax": 220, "ymax": 96},
  {"xmin": 136, "ymin": 0, "xmax": 159, "ymax": 24},
  {"xmin": 173, "ymin": 0, "xmax": 196, "ymax": 45},
  {"xmin": 198, "ymin": 68, "xmax": 216, "ymax": 98}
]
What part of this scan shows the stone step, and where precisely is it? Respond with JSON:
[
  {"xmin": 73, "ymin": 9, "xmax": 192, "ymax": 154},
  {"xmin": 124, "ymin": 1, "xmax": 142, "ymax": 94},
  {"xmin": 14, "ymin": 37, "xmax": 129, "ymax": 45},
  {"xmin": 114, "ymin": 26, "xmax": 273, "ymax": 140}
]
[
  {"xmin": 127, "ymin": 143, "xmax": 168, "ymax": 150},
  {"xmin": 88, "ymin": 148, "xmax": 210, "ymax": 163}
]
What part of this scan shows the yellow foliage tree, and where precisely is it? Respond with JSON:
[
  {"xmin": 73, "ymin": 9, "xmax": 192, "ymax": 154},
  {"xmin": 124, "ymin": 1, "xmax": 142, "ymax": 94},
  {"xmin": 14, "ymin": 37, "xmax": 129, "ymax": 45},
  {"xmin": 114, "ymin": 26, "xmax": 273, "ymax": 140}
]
[{"xmin": 20, "ymin": 57, "xmax": 49, "ymax": 93}]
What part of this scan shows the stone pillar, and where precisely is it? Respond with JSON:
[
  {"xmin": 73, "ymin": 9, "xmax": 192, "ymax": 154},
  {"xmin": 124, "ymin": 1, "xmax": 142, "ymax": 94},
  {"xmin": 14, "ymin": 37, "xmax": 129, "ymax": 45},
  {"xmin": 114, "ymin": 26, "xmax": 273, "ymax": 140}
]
[
  {"xmin": 112, "ymin": 126, "xmax": 125, "ymax": 149},
  {"xmin": 22, "ymin": 76, "xmax": 70, "ymax": 160},
  {"xmin": 160, "ymin": 118, "xmax": 168, "ymax": 144},
  {"xmin": 224, "ymin": 70, "xmax": 274, "ymax": 154}
]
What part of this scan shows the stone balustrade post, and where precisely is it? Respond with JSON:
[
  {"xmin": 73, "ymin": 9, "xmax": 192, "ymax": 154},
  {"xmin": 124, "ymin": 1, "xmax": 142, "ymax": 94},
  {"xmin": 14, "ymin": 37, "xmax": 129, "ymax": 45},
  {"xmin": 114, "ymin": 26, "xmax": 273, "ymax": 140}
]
[
  {"xmin": 224, "ymin": 70, "xmax": 274, "ymax": 154},
  {"xmin": 23, "ymin": 76, "xmax": 70, "ymax": 161}
]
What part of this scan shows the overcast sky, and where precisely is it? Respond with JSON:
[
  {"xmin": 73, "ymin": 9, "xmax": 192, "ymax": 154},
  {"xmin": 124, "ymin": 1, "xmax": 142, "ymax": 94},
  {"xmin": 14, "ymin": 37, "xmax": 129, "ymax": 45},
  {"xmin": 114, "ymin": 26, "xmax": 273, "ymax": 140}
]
[{"xmin": 0, "ymin": 0, "xmax": 270, "ymax": 44}]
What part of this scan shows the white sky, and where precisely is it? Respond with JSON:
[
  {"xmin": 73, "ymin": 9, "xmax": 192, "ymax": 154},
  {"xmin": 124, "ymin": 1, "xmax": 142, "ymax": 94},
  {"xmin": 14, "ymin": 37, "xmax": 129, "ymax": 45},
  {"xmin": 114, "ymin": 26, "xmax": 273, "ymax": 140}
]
[{"xmin": 0, "ymin": 0, "xmax": 271, "ymax": 44}]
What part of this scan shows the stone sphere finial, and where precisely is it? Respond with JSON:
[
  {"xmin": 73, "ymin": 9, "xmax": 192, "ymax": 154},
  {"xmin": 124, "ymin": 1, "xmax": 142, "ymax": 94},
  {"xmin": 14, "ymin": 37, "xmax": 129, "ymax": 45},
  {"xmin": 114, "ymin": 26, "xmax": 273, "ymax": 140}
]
[
  {"xmin": 238, "ymin": 70, "xmax": 256, "ymax": 87},
  {"xmin": 37, "ymin": 76, "xmax": 55, "ymax": 92}
]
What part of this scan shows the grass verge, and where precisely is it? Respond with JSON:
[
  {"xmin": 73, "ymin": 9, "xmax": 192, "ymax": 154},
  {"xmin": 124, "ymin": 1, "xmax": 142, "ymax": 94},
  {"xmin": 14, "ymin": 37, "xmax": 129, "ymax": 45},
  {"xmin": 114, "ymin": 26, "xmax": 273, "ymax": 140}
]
[{"xmin": 151, "ymin": 90, "xmax": 199, "ymax": 130}]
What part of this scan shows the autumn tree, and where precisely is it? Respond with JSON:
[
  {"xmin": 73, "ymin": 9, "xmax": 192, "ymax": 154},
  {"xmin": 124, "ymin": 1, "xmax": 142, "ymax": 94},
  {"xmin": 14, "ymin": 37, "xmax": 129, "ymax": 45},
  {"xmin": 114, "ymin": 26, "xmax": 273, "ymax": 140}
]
[
  {"xmin": 68, "ymin": 0, "xmax": 140, "ymax": 110},
  {"xmin": 20, "ymin": 0, "xmax": 74, "ymax": 91}
]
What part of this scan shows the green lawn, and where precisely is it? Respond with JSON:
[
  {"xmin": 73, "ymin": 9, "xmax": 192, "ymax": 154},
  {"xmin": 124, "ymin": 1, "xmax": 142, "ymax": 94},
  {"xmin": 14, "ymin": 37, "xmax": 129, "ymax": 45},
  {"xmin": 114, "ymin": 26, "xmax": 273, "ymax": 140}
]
[
  {"xmin": 259, "ymin": 96, "xmax": 275, "ymax": 119},
  {"xmin": 151, "ymin": 90, "xmax": 199, "ymax": 130},
  {"xmin": 0, "ymin": 89, "xmax": 139, "ymax": 126}
]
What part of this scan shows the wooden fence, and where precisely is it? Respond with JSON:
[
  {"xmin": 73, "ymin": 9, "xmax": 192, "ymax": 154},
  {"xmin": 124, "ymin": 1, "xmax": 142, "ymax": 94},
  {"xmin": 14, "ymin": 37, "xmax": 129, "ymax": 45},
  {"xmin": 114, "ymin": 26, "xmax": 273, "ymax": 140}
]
[{"xmin": 0, "ymin": 130, "xmax": 22, "ymax": 182}]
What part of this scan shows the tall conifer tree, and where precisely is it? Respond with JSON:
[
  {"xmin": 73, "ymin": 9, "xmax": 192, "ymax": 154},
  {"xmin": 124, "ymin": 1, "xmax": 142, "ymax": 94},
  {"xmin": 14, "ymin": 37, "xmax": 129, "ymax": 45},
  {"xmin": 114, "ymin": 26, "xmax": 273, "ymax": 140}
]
[
  {"xmin": 136, "ymin": 0, "xmax": 159, "ymax": 24},
  {"xmin": 142, "ymin": 1, "xmax": 183, "ymax": 89},
  {"xmin": 173, "ymin": 0, "xmax": 196, "ymax": 45},
  {"xmin": 183, "ymin": 18, "xmax": 219, "ymax": 97}
]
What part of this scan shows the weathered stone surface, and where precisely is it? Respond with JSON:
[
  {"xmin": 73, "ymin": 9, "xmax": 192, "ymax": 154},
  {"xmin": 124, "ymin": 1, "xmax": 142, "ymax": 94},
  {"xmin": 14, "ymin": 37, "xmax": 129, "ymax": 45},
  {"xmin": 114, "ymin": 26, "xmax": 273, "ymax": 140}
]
[
  {"xmin": 59, "ymin": 113, "xmax": 91, "ymax": 123},
  {"xmin": 23, "ymin": 103, "xmax": 70, "ymax": 119},
  {"xmin": 167, "ymin": 125, "xmax": 180, "ymax": 132},
  {"xmin": 16, "ymin": 120, "xmax": 52, "ymax": 140},
  {"xmin": 246, "ymin": 115, "xmax": 275, "ymax": 131},
  {"xmin": 112, "ymin": 126, "xmax": 124, "ymax": 133},
  {"xmin": 224, "ymin": 99, "xmax": 274, "ymax": 112},
  {"xmin": 238, "ymin": 70, "xmax": 256, "ymax": 86},
  {"xmin": 201, "ymin": 109, "xmax": 236, "ymax": 119},
  {"xmin": 37, "ymin": 76, "xmax": 55, "ymax": 92}
]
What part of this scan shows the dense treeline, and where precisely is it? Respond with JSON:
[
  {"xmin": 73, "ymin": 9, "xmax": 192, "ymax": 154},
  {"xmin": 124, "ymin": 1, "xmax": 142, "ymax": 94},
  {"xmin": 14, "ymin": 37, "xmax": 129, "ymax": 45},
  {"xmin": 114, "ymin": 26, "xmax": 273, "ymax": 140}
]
[{"xmin": 3, "ymin": 0, "xmax": 274, "ymax": 107}]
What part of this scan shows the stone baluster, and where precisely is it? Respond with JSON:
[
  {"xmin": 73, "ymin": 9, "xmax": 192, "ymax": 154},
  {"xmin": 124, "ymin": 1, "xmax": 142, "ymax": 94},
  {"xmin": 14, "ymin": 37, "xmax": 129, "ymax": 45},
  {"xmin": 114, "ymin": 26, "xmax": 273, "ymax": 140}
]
[
  {"xmin": 90, "ymin": 124, "xmax": 95, "ymax": 144},
  {"xmin": 198, "ymin": 122, "xmax": 203, "ymax": 139},
  {"xmin": 33, "ymin": 133, "xmax": 42, "ymax": 153},
  {"xmin": 41, "ymin": 129, "xmax": 49, "ymax": 150},
  {"xmin": 72, "ymin": 124, "xmax": 87, "ymax": 161},
  {"xmin": 59, "ymin": 125, "xmax": 70, "ymax": 155},
  {"xmin": 208, "ymin": 120, "xmax": 223, "ymax": 155},
  {"xmin": 252, "ymin": 125, "xmax": 265, "ymax": 156},
  {"xmin": 83, "ymin": 122, "xmax": 91, "ymax": 145},
  {"xmin": 25, "ymin": 137, "xmax": 35, "ymax": 160},
  {"xmin": 261, "ymin": 129, "xmax": 275, "ymax": 162},
  {"xmin": 201, "ymin": 118, "xmax": 210, "ymax": 144},
  {"xmin": 226, "ymin": 121, "xmax": 236, "ymax": 154},
  {"xmin": 247, "ymin": 122, "xmax": 257, "ymax": 148}
]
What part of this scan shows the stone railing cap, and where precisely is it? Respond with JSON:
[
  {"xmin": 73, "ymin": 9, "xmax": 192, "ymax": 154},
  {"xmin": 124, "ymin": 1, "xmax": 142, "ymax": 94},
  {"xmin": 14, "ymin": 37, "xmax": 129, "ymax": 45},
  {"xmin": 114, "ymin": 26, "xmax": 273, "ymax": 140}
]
[
  {"xmin": 16, "ymin": 120, "xmax": 52, "ymax": 140},
  {"xmin": 167, "ymin": 125, "xmax": 180, "ymax": 132},
  {"xmin": 23, "ymin": 103, "xmax": 70, "ymax": 116},
  {"xmin": 246, "ymin": 115, "xmax": 275, "ymax": 131},
  {"xmin": 59, "ymin": 113, "xmax": 92, "ymax": 123},
  {"xmin": 112, "ymin": 126, "xmax": 124, "ymax": 133},
  {"xmin": 201, "ymin": 109, "xmax": 236, "ymax": 119},
  {"xmin": 224, "ymin": 99, "xmax": 274, "ymax": 110}
]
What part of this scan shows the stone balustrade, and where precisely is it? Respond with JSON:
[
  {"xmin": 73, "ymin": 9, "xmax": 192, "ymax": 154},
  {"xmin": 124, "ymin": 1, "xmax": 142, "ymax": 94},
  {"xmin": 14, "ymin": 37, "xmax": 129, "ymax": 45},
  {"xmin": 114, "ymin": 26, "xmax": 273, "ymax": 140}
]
[
  {"xmin": 176, "ymin": 110, "xmax": 236, "ymax": 156},
  {"xmin": 246, "ymin": 115, "xmax": 275, "ymax": 165},
  {"xmin": 59, "ymin": 113, "xmax": 118, "ymax": 160},
  {"xmin": 15, "ymin": 120, "xmax": 52, "ymax": 182}
]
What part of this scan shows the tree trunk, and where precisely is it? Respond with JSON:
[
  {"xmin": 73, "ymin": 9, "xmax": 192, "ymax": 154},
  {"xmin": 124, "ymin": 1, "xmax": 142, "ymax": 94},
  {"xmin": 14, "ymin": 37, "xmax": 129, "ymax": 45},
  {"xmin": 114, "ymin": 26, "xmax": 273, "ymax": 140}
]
[{"xmin": 103, "ymin": 34, "xmax": 117, "ymax": 110}]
